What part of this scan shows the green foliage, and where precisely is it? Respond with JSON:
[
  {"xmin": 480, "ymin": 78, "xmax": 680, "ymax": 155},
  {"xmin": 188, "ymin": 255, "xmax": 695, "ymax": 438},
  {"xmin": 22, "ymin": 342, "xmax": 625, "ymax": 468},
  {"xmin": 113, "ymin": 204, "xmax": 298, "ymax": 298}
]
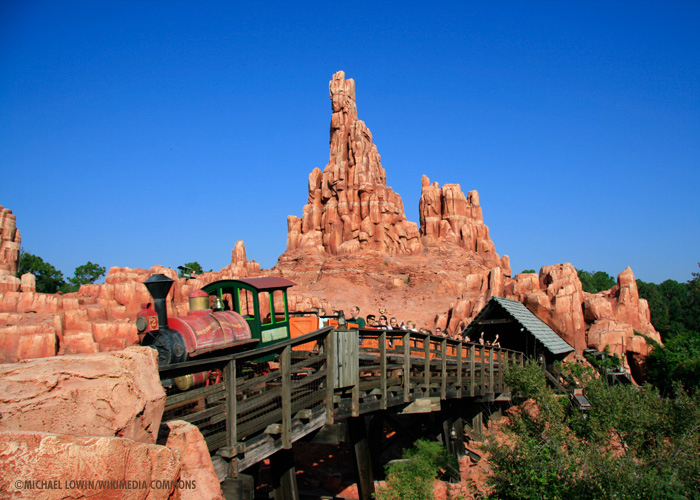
[
  {"xmin": 178, "ymin": 261, "xmax": 203, "ymax": 278},
  {"xmin": 644, "ymin": 330, "xmax": 700, "ymax": 395},
  {"xmin": 485, "ymin": 362, "xmax": 700, "ymax": 499},
  {"xmin": 61, "ymin": 261, "xmax": 106, "ymax": 292},
  {"xmin": 374, "ymin": 439, "xmax": 458, "ymax": 500},
  {"xmin": 577, "ymin": 269, "xmax": 616, "ymax": 293},
  {"xmin": 520, "ymin": 269, "xmax": 537, "ymax": 274},
  {"xmin": 18, "ymin": 249, "xmax": 106, "ymax": 294},
  {"xmin": 636, "ymin": 264, "xmax": 700, "ymax": 341},
  {"xmin": 18, "ymin": 249, "xmax": 65, "ymax": 293}
]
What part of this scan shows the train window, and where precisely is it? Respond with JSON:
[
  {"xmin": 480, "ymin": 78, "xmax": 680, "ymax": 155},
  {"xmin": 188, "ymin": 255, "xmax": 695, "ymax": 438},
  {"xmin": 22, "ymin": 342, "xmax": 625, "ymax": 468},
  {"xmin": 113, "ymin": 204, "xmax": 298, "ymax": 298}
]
[
  {"xmin": 259, "ymin": 291, "xmax": 273, "ymax": 325},
  {"xmin": 272, "ymin": 290, "xmax": 287, "ymax": 322},
  {"xmin": 238, "ymin": 289, "xmax": 255, "ymax": 317}
]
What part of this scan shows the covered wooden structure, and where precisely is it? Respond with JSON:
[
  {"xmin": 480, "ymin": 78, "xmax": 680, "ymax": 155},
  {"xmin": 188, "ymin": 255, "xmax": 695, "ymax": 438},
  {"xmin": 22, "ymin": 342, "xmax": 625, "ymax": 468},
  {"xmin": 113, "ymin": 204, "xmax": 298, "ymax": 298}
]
[{"xmin": 462, "ymin": 297, "xmax": 574, "ymax": 366}]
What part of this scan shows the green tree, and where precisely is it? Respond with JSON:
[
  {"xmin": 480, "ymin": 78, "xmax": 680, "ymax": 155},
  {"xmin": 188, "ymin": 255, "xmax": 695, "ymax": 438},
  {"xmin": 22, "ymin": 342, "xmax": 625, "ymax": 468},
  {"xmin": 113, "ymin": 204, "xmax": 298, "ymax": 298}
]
[
  {"xmin": 375, "ymin": 439, "xmax": 458, "ymax": 500},
  {"xmin": 577, "ymin": 269, "xmax": 616, "ymax": 293},
  {"xmin": 178, "ymin": 261, "xmax": 203, "ymax": 278},
  {"xmin": 644, "ymin": 331, "xmax": 700, "ymax": 396},
  {"xmin": 521, "ymin": 269, "xmax": 537, "ymax": 274},
  {"xmin": 17, "ymin": 250, "xmax": 65, "ymax": 293},
  {"xmin": 61, "ymin": 261, "xmax": 107, "ymax": 292},
  {"xmin": 484, "ymin": 361, "xmax": 700, "ymax": 499},
  {"xmin": 637, "ymin": 266, "xmax": 700, "ymax": 341}
]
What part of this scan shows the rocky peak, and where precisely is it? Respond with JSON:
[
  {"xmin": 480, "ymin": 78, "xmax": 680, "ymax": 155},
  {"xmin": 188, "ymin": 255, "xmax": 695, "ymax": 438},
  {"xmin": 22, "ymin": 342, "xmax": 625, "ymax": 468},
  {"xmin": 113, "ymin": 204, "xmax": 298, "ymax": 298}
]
[
  {"xmin": 0, "ymin": 205, "xmax": 28, "ymax": 293},
  {"xmin": 286, "ymin": 71, "xmax": 421, "ymax": 256},
  {"xmin": 419, "ymin": 176, "xmax": 496, "ymax": 254},
  {"xmin": 0, "ymin": 206, "xmax": 20, "ymax": 276}
]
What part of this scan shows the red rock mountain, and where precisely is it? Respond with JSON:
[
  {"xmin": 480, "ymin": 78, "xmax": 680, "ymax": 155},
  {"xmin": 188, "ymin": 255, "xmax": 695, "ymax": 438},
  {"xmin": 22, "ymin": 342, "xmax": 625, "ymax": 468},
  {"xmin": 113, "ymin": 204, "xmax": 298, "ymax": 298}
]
[
  {"xmin": 0, "ymin": 71, "xmax": 661, "ymax": 379},
  {"xmin": 287, "ymin": 71, "xmax": 421, "ymax": 256}
]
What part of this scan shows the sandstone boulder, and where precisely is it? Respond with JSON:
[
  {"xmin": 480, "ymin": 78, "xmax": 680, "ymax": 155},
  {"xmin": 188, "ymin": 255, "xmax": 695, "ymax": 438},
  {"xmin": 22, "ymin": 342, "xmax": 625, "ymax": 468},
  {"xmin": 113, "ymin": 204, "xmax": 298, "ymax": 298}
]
[
  {"xmin": 0, "ymin": 346, "xmax": 165, "ymax": 444},
  {"xmin": 159, "ymin": 421, "xmax": 224, "ymax": 500},
  {"xmin": 0, "ymin": 431, "xmax": 181, "ymax": 500}
]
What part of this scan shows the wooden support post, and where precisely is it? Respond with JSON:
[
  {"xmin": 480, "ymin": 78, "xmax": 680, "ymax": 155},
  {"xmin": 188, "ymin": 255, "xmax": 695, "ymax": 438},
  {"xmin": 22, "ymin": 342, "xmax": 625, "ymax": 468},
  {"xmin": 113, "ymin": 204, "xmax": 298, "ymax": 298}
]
[
  {"xmin": 499, "ymin": 349, "xmax": 505, "ymax": 391},
  {"xmin": 225, "ymin": 359, "xmax": 238, "ymax": 451},
  {"xmin": 456, "ymin": 341, "xmax": 463, "ymax": 399},
  {"xmin": 469, "ymin": 344, "xmax": 475, "ymax": 397},
  {"xmin": 441, "ymin": 404, "xmax": 456, "ymax": 458},
  {"xmin": 221, "ymin": 473, "xmax": 254, "ymax": 500},
  {"xmin": 480, "ymin": 346, "xmax": 487, "ymax": 396},
  {"xmin": 325, "ymin": 330, "xmax": 336, "ymax": 424},
  {"xmin": 347, "ymin": 416, "xmax": 375, "ymax": 500},
  {"xmin": 281, "ymin": 345, "xmax": 292, "ymax": 449},
  {"xmin": 440, "ymin": 338, "xmax": 447, "ymax": 399},
  {"xmin": 453, "ymin": 415, "xmax": 465, "ymax": 460},
  {"xmin": 270, "ymin": 448, "xmax": 300, "ymax": 500},
  {"xmin": 403, "ymin": 332, "xmax": 411, "ymax": 403},
  {"xmin": 424, "ymin": 337, "xmax": 431, "ymax": 394},
  {"xmin": 489, "ymin": 347, "xmax": 495, "ymax": 394},
  {"xmin": 380, "ymin": 331, "xmax": 387, "ymax": 410},
  {"xmin": 368, "ymin": 413, "xmax": 385, "ymax": 479},
  {"xmin": 472, "ymin": 411, "xmax": 484, "ymax": 438}
]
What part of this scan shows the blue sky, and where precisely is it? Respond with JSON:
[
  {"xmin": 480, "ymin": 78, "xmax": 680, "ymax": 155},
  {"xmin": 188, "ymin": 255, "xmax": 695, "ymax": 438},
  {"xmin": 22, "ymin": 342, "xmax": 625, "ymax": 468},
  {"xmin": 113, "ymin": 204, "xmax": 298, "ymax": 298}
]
[{"xmin": 1, "ymin": 1, "xmax": 698, "ymax": 284}]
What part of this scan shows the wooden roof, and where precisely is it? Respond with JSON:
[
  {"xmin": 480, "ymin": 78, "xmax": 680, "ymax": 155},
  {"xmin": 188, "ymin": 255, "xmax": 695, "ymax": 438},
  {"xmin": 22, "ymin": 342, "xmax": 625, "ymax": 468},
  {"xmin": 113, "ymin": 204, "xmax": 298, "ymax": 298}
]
[{"xmin": 464, "ymin": 296, "xmax": 574, "ymax": 356}]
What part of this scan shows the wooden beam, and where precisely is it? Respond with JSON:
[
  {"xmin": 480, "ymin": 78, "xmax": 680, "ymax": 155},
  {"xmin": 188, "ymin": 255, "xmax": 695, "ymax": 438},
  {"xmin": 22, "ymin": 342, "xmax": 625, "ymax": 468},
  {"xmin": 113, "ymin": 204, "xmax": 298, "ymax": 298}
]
[
  {"xmin": 270, "ymin": 448, "xmax": 300, "ymax": 500},
  {"xmin": 380, "ymin": 331, "xmax": 387, "ymax": 410},
  {"xmin": 226, "ymin": 359, "xmax": 238, "ymax": 452},
  {"xmin": 281, "ymin": 346, "xmax": 292, "ymax": 449},
  {"xmin": 347, "ymin": 416, "xmax": 375, "ymax": 500},
  {"xmin": 475, "ymin": 318, "xmax": 512, "ymax": 325},
  {"xmin": 403, "ymin": 332, "xmax": 411, "ymax": 403}
]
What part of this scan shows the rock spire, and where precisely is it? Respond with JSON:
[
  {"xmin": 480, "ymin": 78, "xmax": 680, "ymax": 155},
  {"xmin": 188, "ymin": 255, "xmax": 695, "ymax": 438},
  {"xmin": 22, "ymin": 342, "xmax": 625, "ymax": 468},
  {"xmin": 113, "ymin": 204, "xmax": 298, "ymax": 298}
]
[{"xmin": 286, "ymin": 71, "xmax": 421, "ymax": 256}]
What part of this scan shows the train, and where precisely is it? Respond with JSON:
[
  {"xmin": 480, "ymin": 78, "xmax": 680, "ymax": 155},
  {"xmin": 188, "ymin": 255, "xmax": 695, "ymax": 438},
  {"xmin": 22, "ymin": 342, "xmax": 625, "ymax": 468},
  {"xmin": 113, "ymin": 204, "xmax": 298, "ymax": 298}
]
[{"xmin": 136, "ymin": 274, "xmax": 301, "ymax": 387}]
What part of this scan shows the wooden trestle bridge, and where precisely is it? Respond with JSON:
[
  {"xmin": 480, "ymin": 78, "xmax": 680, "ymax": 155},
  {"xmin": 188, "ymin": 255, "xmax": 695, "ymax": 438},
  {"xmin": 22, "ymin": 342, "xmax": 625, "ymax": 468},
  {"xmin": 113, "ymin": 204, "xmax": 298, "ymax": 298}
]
[{"xmin": 159, "ymin": 327, "xmax": 525, "ymax": 500}]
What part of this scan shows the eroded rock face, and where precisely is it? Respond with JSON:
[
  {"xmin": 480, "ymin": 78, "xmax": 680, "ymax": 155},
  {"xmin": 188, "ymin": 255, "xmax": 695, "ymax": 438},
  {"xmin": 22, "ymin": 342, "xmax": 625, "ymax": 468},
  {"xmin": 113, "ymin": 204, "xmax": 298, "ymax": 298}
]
[
  {"xmin": 287, "ymin": 71, "xmax": 422, "ymax": 256},
  {"xmin": 0, "ymin": 205, "xmax": 22, "ymax": 293},
  {"xmin": 0, "ymin": 346, "xmax": 166, "ymax": 444},
  {"xmin": 502, "ymin": 264, "xmax": 661, "ymax": 377},
  {"xmin": 159, "ymin": 421, "xmax": 224, "ymax": 500},
  {"xmin": 0, "ymin": 431, "xmax": 182, "ymax": 500},
  {"xmin": 419, "ymin": 176, "xmax": 496, "ymax": 256},
  {"xmin": 0, "ymin": 241, "xmax": 262, "ymax": 361},
  {"xmin": 0, "ymin": 347, "xmax": 224, "ymax": 499}
]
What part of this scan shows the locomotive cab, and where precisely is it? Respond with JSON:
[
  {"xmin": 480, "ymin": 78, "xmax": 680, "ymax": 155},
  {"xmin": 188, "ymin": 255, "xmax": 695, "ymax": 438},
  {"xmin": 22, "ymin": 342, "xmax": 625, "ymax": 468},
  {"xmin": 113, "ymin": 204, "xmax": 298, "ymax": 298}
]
[{"xmin": 201, "ymin": 277, "xmax": 296, "ymax": 350}]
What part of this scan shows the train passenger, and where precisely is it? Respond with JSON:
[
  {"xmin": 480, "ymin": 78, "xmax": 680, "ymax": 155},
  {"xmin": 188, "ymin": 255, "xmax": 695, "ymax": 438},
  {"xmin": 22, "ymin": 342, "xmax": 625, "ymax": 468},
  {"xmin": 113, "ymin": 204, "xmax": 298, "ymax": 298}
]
[
  {"xmin": 492, "ymin": 334, "xmax": 501, "ymax": 348},
  {"xmin": 388, "ymin": 317, "xmax": 400, "ymax": 330},
  {"xmin": 348, "ymin": 306, "xmax": 366, "ymax": 329},
  {"xmin": 366, "ymin": 314, "xmax": 376, "ymax": 327},
  {"xmin": 378, "ymin": 315, "xmax": 389, "ymax": 329}
]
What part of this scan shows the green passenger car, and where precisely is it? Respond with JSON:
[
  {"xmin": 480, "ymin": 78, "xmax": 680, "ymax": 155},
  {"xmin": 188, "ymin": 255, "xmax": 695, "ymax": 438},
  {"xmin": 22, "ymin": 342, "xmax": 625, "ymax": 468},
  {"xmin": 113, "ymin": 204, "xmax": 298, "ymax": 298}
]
[{"xmin": 201, "ymin": 277, "xmax": 296, "ymax": 350}]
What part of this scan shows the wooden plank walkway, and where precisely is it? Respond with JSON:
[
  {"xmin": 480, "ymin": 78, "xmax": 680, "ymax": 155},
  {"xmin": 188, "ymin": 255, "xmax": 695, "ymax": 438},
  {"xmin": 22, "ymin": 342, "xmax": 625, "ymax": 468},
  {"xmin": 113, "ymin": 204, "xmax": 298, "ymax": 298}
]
[{"xmin": 158, "ymin": 327, "xmax": 524, "ymax": 473}]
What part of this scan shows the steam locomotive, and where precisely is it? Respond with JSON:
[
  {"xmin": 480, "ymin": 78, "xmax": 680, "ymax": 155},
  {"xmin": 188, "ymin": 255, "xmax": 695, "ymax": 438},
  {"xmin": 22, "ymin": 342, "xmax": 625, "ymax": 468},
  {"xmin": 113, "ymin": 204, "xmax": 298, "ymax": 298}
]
[{"xmin": 136, "ymin": 274, "xmax": 297, "ymax": 375}]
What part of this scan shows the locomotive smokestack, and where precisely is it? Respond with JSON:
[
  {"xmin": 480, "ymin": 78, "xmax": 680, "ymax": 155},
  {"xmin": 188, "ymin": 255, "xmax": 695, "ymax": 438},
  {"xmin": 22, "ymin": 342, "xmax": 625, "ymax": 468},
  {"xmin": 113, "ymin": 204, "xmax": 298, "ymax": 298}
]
[{"xmin": 143, "ymin": 274, "xmax": 174, "ymax": 333}]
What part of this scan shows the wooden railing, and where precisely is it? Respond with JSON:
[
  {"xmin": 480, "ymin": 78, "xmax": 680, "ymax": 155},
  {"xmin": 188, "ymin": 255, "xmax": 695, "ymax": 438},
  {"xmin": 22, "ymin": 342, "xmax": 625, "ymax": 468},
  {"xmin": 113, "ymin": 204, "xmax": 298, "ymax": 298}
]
[{"xmin": 158, "ymin": 327, "xmax": 524, "ymax": 470}]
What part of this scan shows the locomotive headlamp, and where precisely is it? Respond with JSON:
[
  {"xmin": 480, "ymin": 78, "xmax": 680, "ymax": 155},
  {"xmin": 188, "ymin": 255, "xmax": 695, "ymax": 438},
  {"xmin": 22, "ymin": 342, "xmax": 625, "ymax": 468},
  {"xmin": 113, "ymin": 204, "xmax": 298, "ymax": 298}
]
[{"xmin": 136, "ymin": 316, "xmax": 148, "ymax": 332}]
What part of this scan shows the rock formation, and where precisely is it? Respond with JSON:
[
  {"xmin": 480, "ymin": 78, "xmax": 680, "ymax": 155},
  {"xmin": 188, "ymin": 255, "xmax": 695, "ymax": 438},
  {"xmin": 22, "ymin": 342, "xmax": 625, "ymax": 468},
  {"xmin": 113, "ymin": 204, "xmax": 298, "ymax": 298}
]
[
  {"xmin": 419, "ymin": 176, "xmax": 496, "ymax": 256},
  {"xmin": 286, "ymin": 71, "xmax": 422, "ymax": 256},
  {"xmin": 159, "ymin": 421, "xmax": 226, "ymax": 500},
  {"xmin": 0, "ymin": 241, "xmax": 260, "ymax": 362},
  {"xmin": 0, "ymin": 205, "xmax": 27, "ymax": 293},
  {"xmin": 0, "ymin": 346, "xmax": 165, "ymax": 443},
  {"xmin": 0, "ymin": 71, "xmax": 661, "ymax": 379},
  {"xmin": 0, "ymin": 346, "xmax": 224, "ymax": 499},
  {"xmin": 0, "ymin": 431, "xmax": 183, "ymax": 499}
]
